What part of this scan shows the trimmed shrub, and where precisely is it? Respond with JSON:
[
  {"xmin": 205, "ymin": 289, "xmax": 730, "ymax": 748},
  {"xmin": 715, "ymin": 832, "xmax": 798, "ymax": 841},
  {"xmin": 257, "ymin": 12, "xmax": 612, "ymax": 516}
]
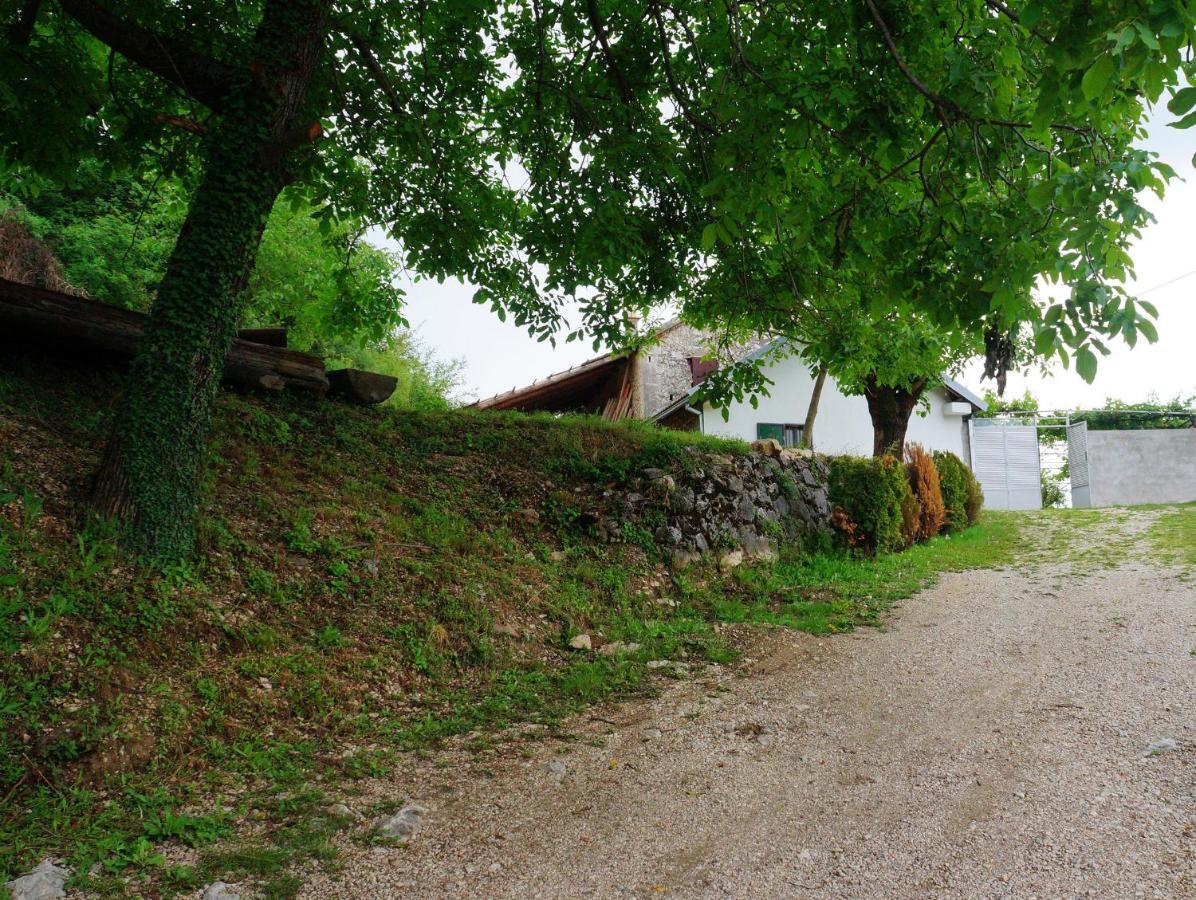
[
  {"xmin": 828, "ymin": 455, "xmax": 915, "ymax": 554},
  {"xmin": 933, "ymin": 450, "xmax": 983, "ymax": 531},
  {"xmin": 904, "ymin": 443, "xmax": 946, "ymax": 541}
]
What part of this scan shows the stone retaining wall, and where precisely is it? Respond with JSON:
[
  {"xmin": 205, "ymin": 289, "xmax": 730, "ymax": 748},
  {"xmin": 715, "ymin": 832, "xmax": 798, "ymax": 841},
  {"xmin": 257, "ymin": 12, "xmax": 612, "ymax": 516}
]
[{"xmin": 589, "ymin": 440, "xmax": 831, "ymax": 566}]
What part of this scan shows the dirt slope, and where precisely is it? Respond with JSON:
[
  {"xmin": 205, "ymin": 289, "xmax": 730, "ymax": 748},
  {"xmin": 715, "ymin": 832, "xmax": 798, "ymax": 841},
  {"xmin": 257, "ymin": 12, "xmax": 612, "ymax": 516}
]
[{"xmin": 299, "ymin": 510, "xmax": 1195, "ymax": 899}]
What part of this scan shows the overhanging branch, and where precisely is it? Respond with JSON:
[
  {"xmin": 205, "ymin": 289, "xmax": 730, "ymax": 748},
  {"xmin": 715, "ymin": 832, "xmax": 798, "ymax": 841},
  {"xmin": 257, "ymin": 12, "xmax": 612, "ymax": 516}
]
[{"xmin": 55, "ymin": 0, "xmax": 239, "ymax": 111}]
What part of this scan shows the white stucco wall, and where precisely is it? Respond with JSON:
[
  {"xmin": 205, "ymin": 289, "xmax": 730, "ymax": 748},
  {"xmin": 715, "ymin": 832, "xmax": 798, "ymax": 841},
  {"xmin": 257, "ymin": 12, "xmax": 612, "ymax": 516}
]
[{"xmin": 699, "ymin": 352, "xmax": 970, "ymax": 458}]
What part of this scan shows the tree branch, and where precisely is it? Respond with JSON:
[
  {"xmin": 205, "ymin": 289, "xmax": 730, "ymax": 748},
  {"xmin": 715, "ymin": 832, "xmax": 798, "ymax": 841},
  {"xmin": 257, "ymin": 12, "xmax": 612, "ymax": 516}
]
[
  {"xmin": 345, "ymin": 31, "xmax": 404, "ymax": 115},
  {"xmin": 585, "ymin": 0, "xmax": 634, "ymax": 104},
  {"xmin": 55, "ymin": 0, "xmax": 239, "ymax": 111},
  {"xmin": 864, "ymin": 0, "xmax": 964, "ymax": 121}
]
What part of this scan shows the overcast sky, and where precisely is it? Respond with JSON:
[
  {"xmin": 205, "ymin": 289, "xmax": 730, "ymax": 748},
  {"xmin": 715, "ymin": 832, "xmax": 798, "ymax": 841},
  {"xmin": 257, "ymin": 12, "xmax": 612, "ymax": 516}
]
[{"xmin": 382, "ymin": 113, "xmax": 1195, "ymax": 410}]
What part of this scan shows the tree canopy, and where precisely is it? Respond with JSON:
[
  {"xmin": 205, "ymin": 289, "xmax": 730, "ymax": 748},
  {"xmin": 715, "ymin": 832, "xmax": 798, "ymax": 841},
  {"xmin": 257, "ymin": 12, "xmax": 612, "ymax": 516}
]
[{"xmin": 3, "ymin": 0, "xmax": 1192, "ymax": 559}]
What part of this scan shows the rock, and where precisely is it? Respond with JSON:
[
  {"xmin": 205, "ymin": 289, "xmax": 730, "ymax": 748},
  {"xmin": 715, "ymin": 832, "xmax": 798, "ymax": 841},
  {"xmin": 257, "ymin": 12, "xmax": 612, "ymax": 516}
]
[
  {"xmin": 5, "ymin": 859, "xmax": 70, "ymax": 900},
  {"xmin": 568, "ymin": 633, "xmax": 592, "ymax": 651},
  {"xmin": 362, "ymin": 557, "xmax": 380, "ymax": 577},
  {"xmin": 549, "ymin": 550, "xmax": 567, "ymax": 562},
  {"xmin": 736, "ymin": 493, "xmax": 756, "ymax": 522},
  {"xmin": 598, "ymin": 641, "xmax": 642, "ymax": 656},
  {"xmin": 654, "ymin": 525, "xmax": 682, "ymax": 545},
  {"xmin": 257, "ymin": 677, "xmax": 273, "ymax": 692},
  {"xmin": 1143, "ymin": 738, "xmax": 1178, "ymax": 756},
  {"xmin": 545, "ymin": 758, "xmax": 568, "ymax": 777},
  {"xmin": 202, "ymin": 882, "xmax": 241, "ymax": 900},
  {"xmin": 642, "ymin": 727, "xmax": 663, "ymax": 740},
  {"xmin": 375, "ymin": 804, "xmax": 427, "ymax": 842},
  {"xmin": 671, "ymin": 485, "xmax": 696, "ymax": 513},
  {"xmin": 717, "ymin": 550, "xmax": 744, "ymax": 574},
  {"xmin": 750, "ymin": 438, "xmax": 783, "ymax": 457},
  {"xmin": 670, "ymin": 549, "xmax": 701, "ymax": 569},
  {"xmin": 326, "ymin": 802, "xmax": 362, "ymax": 821},
  {"xmin": 646, "ymin": 660, "xmax": 671, "ymax": 669}
]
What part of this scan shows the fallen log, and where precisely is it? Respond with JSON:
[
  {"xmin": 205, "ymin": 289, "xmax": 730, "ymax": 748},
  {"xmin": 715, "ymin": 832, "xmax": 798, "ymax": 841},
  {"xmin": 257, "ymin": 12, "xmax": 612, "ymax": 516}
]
[
  {"xmin": 0, "ymin": 277, "xmax": 327, "ymax": 394},
  {"xmin": 327, "ymin": 368, "xmax": 398, "ymax": 405}
]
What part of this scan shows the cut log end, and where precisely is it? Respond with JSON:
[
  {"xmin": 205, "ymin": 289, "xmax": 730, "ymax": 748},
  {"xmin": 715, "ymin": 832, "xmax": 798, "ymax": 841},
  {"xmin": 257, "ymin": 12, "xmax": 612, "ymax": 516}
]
[{"xmin": 327, "ymin": 368, "xmax": 398, "ymax": 405}]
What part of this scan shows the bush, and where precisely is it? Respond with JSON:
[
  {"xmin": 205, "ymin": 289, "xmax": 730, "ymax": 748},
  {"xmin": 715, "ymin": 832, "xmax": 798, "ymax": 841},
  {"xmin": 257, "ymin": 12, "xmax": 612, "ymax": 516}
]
[
  {"xmin": 828, "ymin": 455, "xmax": 915, "ymax": 554},
  {"xmin": 1040, "ymin": 471, "xmax": 1065, "ymax": 508},
  {"xmin": 933, "ymin": 451, "xmax": 983, "ymax": 531},
  {"xmin": 904, "ymin": 443, "xmax": 946, "ymax": 542}
]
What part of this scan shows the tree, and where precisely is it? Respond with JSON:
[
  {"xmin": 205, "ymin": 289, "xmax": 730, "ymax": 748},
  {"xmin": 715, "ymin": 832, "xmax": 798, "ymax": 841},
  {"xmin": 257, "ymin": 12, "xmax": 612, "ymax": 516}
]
[{"xmin": 4, "ymin": 1, "xmax": 1193, "ymax": 561}]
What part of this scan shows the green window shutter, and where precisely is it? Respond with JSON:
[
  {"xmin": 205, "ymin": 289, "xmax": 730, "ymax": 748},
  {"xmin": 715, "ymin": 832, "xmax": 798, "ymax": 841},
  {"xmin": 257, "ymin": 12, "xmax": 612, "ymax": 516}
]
[{"xmin": 756, "ymin": 423, "xmax": 784, "ymax": 442}]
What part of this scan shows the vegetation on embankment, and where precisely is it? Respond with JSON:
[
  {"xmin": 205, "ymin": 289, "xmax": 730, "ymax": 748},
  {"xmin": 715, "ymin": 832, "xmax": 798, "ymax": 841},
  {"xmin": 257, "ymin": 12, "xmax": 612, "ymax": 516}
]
[{"xmin": 0, "ymin": 350, "xmax": 1022, "ymax": 897}]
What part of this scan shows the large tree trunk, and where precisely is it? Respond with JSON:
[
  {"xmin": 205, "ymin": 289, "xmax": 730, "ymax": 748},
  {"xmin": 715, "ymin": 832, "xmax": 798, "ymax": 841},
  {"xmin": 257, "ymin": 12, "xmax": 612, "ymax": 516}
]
[
  {"xmin": 90, "ymin": 0, "xmax": 330, "ymax": 562},
  {"xmin": 863, "ymin": 375, "xmax": 927, "ymax": 458},
  {"xmin": 802, "ymin": 364, "xmax": 828, "ymax": 449}
]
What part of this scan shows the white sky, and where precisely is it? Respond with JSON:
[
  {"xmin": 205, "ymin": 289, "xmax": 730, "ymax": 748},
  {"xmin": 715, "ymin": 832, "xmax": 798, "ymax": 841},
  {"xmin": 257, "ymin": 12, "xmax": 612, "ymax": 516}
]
[{"xmin": 383, "ymin": 114, "xmax": 1195, "ymax": 410}]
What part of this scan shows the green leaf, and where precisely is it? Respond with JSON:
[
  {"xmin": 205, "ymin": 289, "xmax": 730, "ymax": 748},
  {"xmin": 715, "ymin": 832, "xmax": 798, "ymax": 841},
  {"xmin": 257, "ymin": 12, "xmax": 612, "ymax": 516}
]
[
  {"xmin": 700, "ymin": 223, "xmax": 719, "ymax": 251},
  {"xmin": 1167, "ymin": 86, "xmax": 1196, "ymax": 116},
  {"xmin": 1169, "ymin": 109, "xmax": 1196, "ymax": 130},
  {"xmin": 1075, "ymin": 346, "xmax": 1098, "ymax": 383},
  {"xmin": 1081, "ymin": 55, "xmax": 1117, "ymax": 101},
  {"xmin": 1138, "ymin": 319, "xmax": 1159, "ymax": 343}
]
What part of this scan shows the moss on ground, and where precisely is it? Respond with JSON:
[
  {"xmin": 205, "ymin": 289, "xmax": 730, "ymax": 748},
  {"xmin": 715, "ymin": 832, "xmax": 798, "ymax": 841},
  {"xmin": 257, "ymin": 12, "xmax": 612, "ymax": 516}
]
[{"xmin": 0, "ymin": 350, "xmax": 1024, "ymax": 897}]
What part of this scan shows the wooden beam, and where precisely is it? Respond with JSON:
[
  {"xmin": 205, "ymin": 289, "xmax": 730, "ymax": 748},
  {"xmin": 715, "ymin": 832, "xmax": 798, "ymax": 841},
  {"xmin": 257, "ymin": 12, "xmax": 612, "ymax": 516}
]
[{"xmin": 0, "ymin": 277, "xmax": 327, "ymax": 394}]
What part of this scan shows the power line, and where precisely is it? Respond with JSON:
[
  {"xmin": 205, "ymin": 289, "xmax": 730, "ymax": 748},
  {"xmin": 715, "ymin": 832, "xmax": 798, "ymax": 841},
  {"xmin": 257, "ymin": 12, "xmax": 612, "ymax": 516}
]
[{"xmin": 1137, "ymin": 266, "xmax": 1196, "ymax": 295}]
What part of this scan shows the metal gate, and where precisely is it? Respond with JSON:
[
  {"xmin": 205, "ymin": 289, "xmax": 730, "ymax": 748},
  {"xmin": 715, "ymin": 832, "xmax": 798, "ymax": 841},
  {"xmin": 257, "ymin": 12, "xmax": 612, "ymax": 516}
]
[
  {"xmin": 1068, "ymin": 421, "xmax": 1092, "ymax": 508},
  {"xmin": 969, "ymin": 422, "xmax": 1042, "ymax": 510}
]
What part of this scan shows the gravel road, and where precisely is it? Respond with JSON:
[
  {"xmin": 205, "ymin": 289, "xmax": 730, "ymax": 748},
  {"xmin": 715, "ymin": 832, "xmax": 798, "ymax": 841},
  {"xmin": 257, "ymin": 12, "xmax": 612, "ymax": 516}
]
[{"xmin": 299, "ymin": 510, "xmax": 1195, "ymax": 898}]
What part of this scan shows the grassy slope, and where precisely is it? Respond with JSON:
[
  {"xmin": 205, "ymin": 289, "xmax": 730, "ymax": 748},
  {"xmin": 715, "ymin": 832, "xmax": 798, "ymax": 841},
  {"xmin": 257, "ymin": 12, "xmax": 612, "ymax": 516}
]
[{"xmin": 0, "ymin": 351, "xmax": 1025, "ymax": 897}]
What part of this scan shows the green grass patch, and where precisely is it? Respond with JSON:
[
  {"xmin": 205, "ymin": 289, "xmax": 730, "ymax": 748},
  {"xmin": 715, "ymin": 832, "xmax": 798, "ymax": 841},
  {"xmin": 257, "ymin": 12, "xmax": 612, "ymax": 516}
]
[
  {"xmin": 1146, "ymin": 504, "xmax": 1196, "ymax": 569},
  {"xmin": 706, "ymin": 511, "xmax": 1027, "ymax": 632}
]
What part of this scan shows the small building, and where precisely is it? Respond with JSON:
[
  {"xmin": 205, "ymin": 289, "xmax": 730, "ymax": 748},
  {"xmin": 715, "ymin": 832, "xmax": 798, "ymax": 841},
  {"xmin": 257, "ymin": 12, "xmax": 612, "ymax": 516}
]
[{"xmin": 473, "ymin": 326, "xmax": 985, "ymax": 459}]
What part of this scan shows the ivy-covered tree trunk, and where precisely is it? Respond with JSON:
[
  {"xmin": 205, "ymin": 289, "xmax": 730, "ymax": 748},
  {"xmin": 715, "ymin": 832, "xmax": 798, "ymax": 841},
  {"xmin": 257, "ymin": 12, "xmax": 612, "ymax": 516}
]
[
  {"xmin": 90, "ymin": 0, "xmax": 330, "ymax": 563},
  {"xmin": 863, "ymin": 375, "xmax": 927, "ymax": 458}
]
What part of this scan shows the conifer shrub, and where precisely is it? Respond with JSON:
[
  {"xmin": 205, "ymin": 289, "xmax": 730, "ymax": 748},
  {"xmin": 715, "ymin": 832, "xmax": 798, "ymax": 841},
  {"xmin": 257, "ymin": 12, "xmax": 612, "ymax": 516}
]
[
  {"xmin": 933, "ymin": 450, "xmax": 983, "ymax": 531},
  {"xmin": 828, "ymin": 455, "xmax": 915, "ymax": 554},
  {"xmin": 904, "ymin": 443, "xmax": 946, "ymax": 542}
]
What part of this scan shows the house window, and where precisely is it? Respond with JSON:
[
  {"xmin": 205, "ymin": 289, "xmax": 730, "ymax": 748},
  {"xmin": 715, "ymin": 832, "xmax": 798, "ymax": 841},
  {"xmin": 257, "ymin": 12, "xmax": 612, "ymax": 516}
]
[
  {"xmin": 757, "ymin": 422, "xmax": 804, "ymax": 447},
  {"xmin": 688, "ymin": 356, "xmax": 718, "ymax": 386}
]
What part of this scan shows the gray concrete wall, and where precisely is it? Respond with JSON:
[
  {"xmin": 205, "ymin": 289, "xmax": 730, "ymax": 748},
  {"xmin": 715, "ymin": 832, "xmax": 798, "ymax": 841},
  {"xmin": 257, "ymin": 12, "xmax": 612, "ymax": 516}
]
[{"xmin": 1086, "ymin": 429, "xmax": 1196, "ymax": 506}]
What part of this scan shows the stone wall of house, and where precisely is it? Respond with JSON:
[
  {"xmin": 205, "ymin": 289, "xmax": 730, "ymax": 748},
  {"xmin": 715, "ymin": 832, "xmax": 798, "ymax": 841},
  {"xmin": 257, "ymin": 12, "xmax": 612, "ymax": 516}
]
[
  {"xmin": 588, "ymin": 441, "xmax": 831, "ymax": 567},
  {"xmin": 638, "ymin": 323, "xmax": 766, "ymax": 419}
]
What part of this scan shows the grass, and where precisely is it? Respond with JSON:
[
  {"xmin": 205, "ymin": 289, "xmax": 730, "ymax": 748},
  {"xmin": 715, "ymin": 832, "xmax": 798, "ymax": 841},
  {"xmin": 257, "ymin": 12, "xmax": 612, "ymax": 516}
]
[
  {"xmin": 0, "ymin": 349, "xmax": 1027, "ymax": 897},
  {"xmin": 1146, "ymin": 503, "xmax": 1196, "ymax": 570}
]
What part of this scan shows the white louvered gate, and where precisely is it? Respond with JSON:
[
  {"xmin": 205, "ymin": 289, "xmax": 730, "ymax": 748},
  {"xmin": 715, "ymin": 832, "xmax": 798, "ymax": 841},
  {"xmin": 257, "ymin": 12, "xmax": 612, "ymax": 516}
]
[
  {"xmin": 1067, "ymin": 421, "xmax": 1092, "ymax": 508},
  {"xmin": 969, "ymin": 423, "xmax": 1043, "ymax": 510}
]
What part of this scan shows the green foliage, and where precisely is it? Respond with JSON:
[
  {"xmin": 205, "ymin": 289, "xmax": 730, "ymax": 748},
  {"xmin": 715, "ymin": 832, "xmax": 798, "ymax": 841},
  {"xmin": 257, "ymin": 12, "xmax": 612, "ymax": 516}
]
[
  {"xmin": 1074, "ymin": 395, "xmax": 1196, "ymax": 431},
  {"xmin": 1041, "ymin": 470, "xmax": 1066, "ymax": 509},
  {"xmin": 827, "ymin": 455, "xmax": 913, "ymax": 554},
  {"xmin": 934, "ymin": 451, "xmax": 984, "ymax": 532}
]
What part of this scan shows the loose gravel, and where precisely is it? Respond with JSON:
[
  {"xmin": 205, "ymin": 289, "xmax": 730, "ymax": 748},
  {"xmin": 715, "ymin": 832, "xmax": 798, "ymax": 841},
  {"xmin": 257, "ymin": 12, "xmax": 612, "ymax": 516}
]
[{"xmin": 299, "ymin": 509, "xmax": 1195, "ymax": 899}]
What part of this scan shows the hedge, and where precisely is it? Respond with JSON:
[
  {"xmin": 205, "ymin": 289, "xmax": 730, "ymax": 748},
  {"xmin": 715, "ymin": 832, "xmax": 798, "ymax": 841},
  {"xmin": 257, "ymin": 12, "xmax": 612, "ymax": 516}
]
[
  {"xmin": 933, "ymin": 450, "xmax": 983, "ymax": 532},
  {"xmin": 828, "ymin": 455, "xmax": 916, "ymax": 554},
  {"xmin": 905, "ymin": 443, "xmax": 946, "ymax": 542}
]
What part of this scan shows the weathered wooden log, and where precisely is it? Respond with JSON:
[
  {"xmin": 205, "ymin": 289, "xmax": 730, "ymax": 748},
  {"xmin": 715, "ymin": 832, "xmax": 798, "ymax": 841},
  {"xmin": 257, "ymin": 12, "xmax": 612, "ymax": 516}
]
[
  {"xmin": 236, "ymin": 326, "xmax": 288, "ymax": 347},
  {"xmin": 326, "ymin": 368, "xmax": 397, "ymax": 405},
  {"xmin": 0, "ymin": 277, "xmax": 327, "ymax": 394}
]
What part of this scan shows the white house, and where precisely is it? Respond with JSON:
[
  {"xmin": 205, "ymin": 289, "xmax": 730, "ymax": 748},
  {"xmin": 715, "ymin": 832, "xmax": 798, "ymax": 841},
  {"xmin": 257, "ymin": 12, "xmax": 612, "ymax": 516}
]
[
  {"xmin": 474, "ymin": 324, "xmax": 985, "ymax": 460},
  {"xmin": 650, "ymin": 338, "xmax": 986, "ymax": 458}
]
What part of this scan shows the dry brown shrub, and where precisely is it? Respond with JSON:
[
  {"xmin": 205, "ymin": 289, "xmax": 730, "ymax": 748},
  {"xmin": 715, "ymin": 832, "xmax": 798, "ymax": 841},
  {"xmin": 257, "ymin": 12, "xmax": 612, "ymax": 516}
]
[
  {"xmin": 0, "ymin": 210, "xmax": 81, "ymax": 294},
  {"xmin": 904, "ymin": 442, "xmax": 946, "ymax": 542}
]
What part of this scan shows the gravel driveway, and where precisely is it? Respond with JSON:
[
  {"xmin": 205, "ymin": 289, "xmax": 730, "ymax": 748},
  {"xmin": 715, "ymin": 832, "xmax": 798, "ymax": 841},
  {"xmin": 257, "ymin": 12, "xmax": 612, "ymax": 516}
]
[{"xmin": 299, "ymin": 510, "xmax": 1195, "ymax": 898}]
